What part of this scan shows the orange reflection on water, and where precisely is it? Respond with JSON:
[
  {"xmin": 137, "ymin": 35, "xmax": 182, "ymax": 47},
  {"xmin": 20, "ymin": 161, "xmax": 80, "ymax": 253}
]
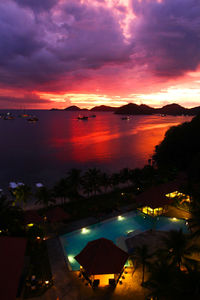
[
  {"xmin": 131, "ymin": 121, "xmax": 188, "ymax": 164},
  {"xmin": 48, "ymin": 113, "xmax": 193, "ymax": 168},
  {"xmin": 69, "ymin": 118, "xmax": 121, "ymax": 163},
  {"xmin": 50, "ymin": 115, "xmax": 122, "ymax": 163}
]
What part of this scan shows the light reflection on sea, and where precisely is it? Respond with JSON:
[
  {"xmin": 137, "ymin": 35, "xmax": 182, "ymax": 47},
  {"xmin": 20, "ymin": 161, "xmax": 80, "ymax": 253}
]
[{"xmin": 0, "ymin": 110, "xmax": 193, "ymax": 187}]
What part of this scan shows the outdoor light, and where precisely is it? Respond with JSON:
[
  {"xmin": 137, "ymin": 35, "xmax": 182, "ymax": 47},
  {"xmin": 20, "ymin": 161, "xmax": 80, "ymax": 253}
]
[
  {"xmin": 27, "ymin": 223, "xmax": 34, "ymax": 227},
  {"xmin": 36, "ymin": 236, "xmax": 41, "ymax": 240},
  {"xmin": 118, "ymin": 215, "xmax": 125, "ymax": 221},
  {"xmin": 68, "ymin": 255, "xmax": 75, "ymax": 263},
  {"xmin": 45, "ymin": 280, "xmax": 49, "ymax": 285},
  {"xmin": 126, "ymin": 230, "xmax": 134, "ymax": 234},
  {"xmin": 172, "ymin": 217, "xmax": 177, "ymax": 221},
  {"xmin": 81, "ymin": 227, "xmax": 90, "ymax": 234}
]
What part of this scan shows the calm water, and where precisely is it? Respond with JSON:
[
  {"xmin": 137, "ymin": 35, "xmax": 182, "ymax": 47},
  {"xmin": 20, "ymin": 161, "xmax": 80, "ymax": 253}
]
[
  {"xmin": 60, "ymin": 210, "xmax": 189, "ymax": 270},
  {"xmin": 0, "ymin": 110, "xmax": 192, "ymax": 188}
]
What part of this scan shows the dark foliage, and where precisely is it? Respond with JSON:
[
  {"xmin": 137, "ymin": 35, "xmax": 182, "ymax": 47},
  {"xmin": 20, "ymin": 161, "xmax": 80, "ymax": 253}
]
[{"xmin": 153, "ymin": 114, "xmax": 200, "ymax": 178}]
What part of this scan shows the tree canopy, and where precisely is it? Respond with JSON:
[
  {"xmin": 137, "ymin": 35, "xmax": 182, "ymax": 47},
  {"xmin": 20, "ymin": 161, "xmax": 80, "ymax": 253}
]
[{"xmin": 153, "ymin": 114, "xmax": 200, "ymax": 177}]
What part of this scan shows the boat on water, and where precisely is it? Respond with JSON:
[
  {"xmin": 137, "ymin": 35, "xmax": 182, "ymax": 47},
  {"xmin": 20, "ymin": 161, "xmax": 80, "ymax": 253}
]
[
  {"xmin": 3, "ymin": 112, "xmax": 15, "ymax": 120},
  {"xmin": 121, "ymin": 116, "xmax": 130, "ymax": 120},
  {"xmin": 19, "ymin": 113, "xmax": 30, "ymax": 118},
  {"xmin": 77, "ymin": 116, "xmax": 88, "ymax": 120},
  {"xmin": 27, "ymin": 116, "xmax": 39, "ymax": 123}
]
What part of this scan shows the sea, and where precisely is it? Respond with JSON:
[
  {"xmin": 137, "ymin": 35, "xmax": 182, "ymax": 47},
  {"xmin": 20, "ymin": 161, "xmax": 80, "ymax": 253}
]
[{"xmin": 0, "ymin": 110, "xmax": 193, "ymax": 189}]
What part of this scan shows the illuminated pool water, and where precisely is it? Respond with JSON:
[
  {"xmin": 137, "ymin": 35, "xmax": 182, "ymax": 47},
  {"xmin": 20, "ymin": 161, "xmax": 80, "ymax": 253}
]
[{"xmin": 60, "ymin": 211, "xmax": 189, "ymax": 270}]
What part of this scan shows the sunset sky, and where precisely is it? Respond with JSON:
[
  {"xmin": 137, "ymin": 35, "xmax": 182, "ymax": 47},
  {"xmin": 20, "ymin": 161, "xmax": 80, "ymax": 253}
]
[{"xmin": 1, "ymin": 0, "xmax": 200, "ymax": 109}]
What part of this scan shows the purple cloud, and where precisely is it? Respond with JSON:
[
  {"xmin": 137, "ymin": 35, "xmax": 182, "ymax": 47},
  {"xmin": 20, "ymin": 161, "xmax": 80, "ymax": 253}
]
[
  {"xmin": 0, "ymin": 0, "xmax": 200, "ymax": 104},
  {"xmin": 131, "ymin": 0, "xmax": 200, "ymax": 76},
  {"xmin": 0, "ymin": 0, "xmax": 129, "ymax": 91},
  {"xmin": 14, "ymin": 0, "xmax": 57, "ymax": 12}
]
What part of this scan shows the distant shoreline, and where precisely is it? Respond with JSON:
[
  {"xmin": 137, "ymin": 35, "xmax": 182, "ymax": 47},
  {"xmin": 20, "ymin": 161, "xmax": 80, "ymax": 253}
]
[{"xmin": 50, "ymin": 103, "xmax": 200, "ymax": 116}]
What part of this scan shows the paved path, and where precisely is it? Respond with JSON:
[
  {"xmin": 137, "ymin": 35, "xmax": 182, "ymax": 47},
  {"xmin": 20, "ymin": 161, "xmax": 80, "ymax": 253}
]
[
  {"xmin": 29, "ymin": 238, "xmax": 82, "ymax": 300},
  {"xmin": 163, "ymin": 205, "xmax": 190, "ymax": 219}
]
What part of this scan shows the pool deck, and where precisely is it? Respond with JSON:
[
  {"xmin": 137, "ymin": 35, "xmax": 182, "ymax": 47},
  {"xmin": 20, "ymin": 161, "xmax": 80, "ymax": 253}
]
[
  {"xmin": 58, "ymin": 202, "xmax": 137, "ymax": 235},
  {"xmin": 29, "ymin": 206, "xmax": 190, "ymax": 300},
  {"xmin": 163, "ymin": 205, "xmax": 190, "ymax": 219},
  {"xmin": 29, "ymin": 237, "xmax": 149, "ymax": 300},
  {"xmin": 58, "ymin": 204, "xmax": 190, "ymax": 236}
]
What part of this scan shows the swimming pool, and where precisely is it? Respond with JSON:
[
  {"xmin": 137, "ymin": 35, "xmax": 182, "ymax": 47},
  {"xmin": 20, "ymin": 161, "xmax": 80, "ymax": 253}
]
[{"xmin": 60, "ymin": 211, "xmax": 189, "ymax": 271}]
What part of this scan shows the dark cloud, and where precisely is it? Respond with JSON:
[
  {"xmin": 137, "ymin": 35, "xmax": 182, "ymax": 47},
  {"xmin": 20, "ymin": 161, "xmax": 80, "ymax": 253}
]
[
  {"xmin": 0, "ymin": 0, "xmax": 130, "ymax": 90},
  {"xmin": 1, "ymin": 0, "xmax": 200, "ymax": 103},
  {"xmin": 0, "ymin": 94, "xmax": 51, "ymax": 104},
  {"xmin": 131, "ymin": 0, "xmax": 200, "ymax": 76},
  {"xmin": 14, "ymin": 0, "xmax": 57, "ymax": 12}
]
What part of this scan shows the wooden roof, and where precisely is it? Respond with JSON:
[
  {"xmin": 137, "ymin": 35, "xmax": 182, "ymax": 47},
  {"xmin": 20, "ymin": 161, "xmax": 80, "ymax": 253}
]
[{"xmin": 75, "ymin": 238, "xmax": 129, "ymax": 275}]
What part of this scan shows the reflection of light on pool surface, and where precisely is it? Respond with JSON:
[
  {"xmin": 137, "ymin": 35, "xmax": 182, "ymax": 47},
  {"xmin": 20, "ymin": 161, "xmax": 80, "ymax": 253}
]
[
  {"xmin": 171, "ymin": 217, "xmax": 178, "ymax": 222},
  {"xmin": 60, "ymin": 211, "xmax": 189, "ymax": 271}
]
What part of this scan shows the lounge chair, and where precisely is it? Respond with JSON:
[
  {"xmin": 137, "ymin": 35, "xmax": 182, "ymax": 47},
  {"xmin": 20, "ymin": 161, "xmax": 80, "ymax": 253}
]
[
  {"xmin": 109, "ymin": 279, "xmax": 116, "ymax": 287},
  {"xmin": 92, "ymin": 279, "xmax": 99, "ymax": 289}
]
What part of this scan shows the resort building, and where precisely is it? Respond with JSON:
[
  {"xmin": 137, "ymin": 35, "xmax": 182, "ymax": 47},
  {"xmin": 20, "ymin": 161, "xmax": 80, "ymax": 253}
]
[
  {"xmin": 75, "ymin": 238, "xmax": 129, "ymax": 288},
  {"xmin": 136, "ymin": 186, "xmax": 172, "ymax": 216},
  {"xmin": 136, "ymin": 180, "xmax": 190, "ymax": 216}
]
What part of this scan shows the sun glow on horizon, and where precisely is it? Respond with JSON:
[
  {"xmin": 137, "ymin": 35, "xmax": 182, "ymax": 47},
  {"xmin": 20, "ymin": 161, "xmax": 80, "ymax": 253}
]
[{"xmin": 37, "ymin": 85, "xmax": 200, "ymax": 109}]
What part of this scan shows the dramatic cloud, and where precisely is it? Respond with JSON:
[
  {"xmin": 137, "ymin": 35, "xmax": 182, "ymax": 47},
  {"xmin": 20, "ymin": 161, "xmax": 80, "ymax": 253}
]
[
  {"xmin": 14, "ymin": 0, "xmax": 57, "ymax": 12},
  {"xmin": 0, "ymin": 0, "xmax": 200, "ymax": 108},
  {"xmin": 0, "ymin": 0, "xmax": 129, "ymax": 90},
  {"xmin": 131, "ymin": 0, "xmax": 200, "ymax": 76}
]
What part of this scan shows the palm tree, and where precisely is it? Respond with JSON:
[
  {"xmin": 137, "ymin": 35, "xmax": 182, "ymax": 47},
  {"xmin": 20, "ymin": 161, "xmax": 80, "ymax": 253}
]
[
  {"xmin": 162, "ymin": 229, "xmax": 197, "ymax": 270},
  {"xmin": 0, "ymin": 194, "xmax": 24, "ymax": 235},
  {"xmin": 81, "ymin": 178, "xmax": 92, "ymax": 198},
  {"xmin": 147, "ymin": 259, "xmax": 200, "ymax": 300},
  {"xmin": 53, "ymin": 178, "xmax": 69, "ymax": 203},
  {"xmin": 100, "ymin": 172, "xmax": 111, "ymax": 193},
  {"xmin": 110, "ymin": 173, "xmax": 120, "ymax": 190},
  {"xmin": 146, "ymin": 260, "xmax": 179, "ymax": 300},
  {"xmin": 119, "ymin": 168, "xmax": 131, "ymax": 185},
  {"xmin": 131, "ymin": 244, "xmax": 152, "ymax": 285},
  {"xmin": 129, "ymin": 168, "xmax": 142, "ymax": 189},
  {"xmin": 35, "ymin": 186, "xmax": 55, "ymax": 207},
  {"xmin": 82, "ymin": 168, "xmax": 102, "ymax": 196},
  {"xmin": 66, "ymin": 168, "xmax": 82, "ymax": 196},
  {"xmin": 141, "ymin": 165, "xmax": 156, "ymax": 186},
  {"xmin": 12, "ymin": 184, "xmax": 31, "ymax": 209}
]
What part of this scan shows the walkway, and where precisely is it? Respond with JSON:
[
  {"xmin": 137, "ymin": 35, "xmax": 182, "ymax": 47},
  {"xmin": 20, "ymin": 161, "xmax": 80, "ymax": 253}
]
[
  {"xmin": 163, "ymin": 205, "xmax": 190, "ymax": 219},
  {"xmin": 29, "ymin": 237, "xmax": 149, "ymax": 300}
]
